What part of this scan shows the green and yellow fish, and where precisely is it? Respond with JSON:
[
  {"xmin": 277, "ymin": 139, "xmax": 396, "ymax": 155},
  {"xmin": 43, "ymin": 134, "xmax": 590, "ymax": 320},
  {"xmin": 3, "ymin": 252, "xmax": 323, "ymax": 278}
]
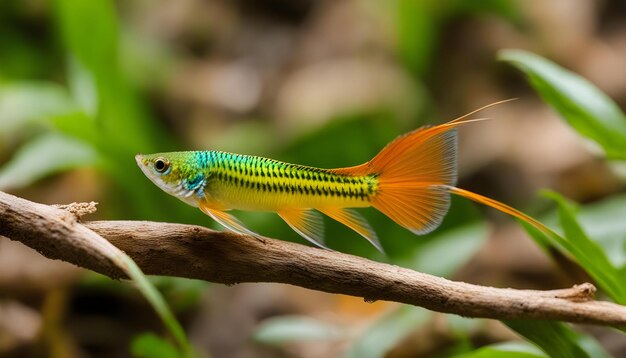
[{"xmin": 136, "ymin": 100, "xmax": 549, "ymax": 252}]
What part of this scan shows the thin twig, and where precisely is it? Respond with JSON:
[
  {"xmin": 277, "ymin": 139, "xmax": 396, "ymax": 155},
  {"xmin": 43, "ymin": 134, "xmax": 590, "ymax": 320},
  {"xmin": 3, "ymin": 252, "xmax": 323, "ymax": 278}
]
[{"xmin": 1, "ymin": 191, "xmax": 626, "ymax": 327}]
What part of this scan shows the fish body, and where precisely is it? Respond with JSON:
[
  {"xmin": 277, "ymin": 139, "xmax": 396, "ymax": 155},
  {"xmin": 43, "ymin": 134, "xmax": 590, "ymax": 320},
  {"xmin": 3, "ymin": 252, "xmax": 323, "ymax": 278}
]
[
  {"xmin": 136, "ymin": 150, "xmax": 378, "ymax": 210},
  {"xmin": 201, "ymin": 151, "xmax": 377, "ymax": 211},
  {"xmin": 136, "ymin": 99, "xmax": 550, "ymax": 252}
]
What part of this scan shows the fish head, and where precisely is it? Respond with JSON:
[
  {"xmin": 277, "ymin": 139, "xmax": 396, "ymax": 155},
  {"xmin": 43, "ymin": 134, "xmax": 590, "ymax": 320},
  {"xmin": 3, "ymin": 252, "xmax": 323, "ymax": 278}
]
[{"xmin": 135, "ymin": 152, "xmax": 205, "ymax": 206}]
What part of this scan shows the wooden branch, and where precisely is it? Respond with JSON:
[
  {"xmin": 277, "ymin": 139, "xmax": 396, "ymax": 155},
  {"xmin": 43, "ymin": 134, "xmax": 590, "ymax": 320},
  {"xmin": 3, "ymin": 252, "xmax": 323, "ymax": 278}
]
[{"xmin": 2, "ymin": 191, "xmax": 626, "ymax": 327}]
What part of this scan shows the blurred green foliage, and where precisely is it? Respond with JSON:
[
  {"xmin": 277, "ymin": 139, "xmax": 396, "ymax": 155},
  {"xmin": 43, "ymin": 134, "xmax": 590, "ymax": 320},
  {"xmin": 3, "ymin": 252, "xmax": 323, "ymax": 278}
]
[
  {"xmin": 0, "ymin": 0, "xmax": 201, "ymax": 224},
  {"xmin": 253, "ymin": 315, "xmax": 345, "ymax": 346},
  {"xmin": 344, "ymin": 305, "xmax": 430, "ymax": 358},
  {"xmin": 2, "ymin": 0, "xmax": 626, "ymax": 357},
  {"xmin": 392, "ymin": 0, "xmax": 521, "ymax": 77},
  {"xmin": 0, "ymin": 1, "xmax": 197, "ymax": 355}
]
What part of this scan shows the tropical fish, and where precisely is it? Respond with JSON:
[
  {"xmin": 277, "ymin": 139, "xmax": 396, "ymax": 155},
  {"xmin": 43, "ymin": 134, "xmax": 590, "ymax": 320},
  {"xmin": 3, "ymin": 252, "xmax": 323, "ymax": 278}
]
[{"xmin": 136, "ymin": 100, "xmax": 551, "ymax": 252}]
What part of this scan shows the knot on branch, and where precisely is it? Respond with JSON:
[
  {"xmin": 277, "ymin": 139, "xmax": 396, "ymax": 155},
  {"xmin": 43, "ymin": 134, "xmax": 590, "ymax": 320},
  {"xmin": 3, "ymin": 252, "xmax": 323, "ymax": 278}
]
[
  {"xmin": 53, "ymin": 202, "xmax": 98, "ymax": 220},
  {"xmin": 554, "ymin": 283, "xmax": 597, "ymax": 302}
]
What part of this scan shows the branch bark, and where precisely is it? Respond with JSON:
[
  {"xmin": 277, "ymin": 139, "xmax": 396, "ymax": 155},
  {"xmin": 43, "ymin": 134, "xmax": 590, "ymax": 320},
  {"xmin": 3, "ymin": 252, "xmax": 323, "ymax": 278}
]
[{"xmin": 1, "ymin": 191, "xmax": 625, "ymax": 327}]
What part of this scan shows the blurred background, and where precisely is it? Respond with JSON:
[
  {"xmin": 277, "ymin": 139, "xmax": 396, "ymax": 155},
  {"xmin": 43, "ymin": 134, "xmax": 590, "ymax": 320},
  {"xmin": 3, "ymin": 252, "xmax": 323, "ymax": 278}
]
[{"xmin": 1, "ymin": 0, "xmax": 626, "ymax": 357}]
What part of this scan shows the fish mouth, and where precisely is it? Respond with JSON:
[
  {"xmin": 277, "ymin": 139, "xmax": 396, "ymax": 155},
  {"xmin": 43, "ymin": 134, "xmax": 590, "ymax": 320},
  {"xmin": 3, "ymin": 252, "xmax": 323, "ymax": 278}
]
[
  {"xmin": 135, "ymin": 154, "xmax": 144, "ymax": 166},
  {"xmin": 135, "ymin": 154, "xmax": 153, "ymax": 179}
]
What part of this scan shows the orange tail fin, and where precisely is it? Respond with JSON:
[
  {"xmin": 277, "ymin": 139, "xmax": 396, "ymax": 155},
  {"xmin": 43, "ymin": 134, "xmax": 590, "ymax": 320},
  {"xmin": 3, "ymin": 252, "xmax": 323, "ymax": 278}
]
[
  {"xmin": 333, "ymin": 123, "xmax": 478, "ymax": 234},
  {"xmin": 331, "ymin": 99, "xmax": 518, "ymax": 235},
  {"xmin": 367, "ymin": 124, "xmax": 459, "ymax": 234}
]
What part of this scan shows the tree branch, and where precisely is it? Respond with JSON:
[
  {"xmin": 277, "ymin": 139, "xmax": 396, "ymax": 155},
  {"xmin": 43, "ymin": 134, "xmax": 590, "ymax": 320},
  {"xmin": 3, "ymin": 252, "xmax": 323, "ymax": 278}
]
[{"xmin": 1, "ymin": 191, "xmax": 625, "ymax": 327}]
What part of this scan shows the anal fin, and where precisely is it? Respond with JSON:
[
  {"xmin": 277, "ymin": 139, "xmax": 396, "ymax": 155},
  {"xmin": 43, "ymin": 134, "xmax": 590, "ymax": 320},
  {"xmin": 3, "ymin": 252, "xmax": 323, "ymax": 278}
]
[
  {"xmin": 318, "ymin": 207, "xmax": 384, "ymax": 253},
  {"xmin": 199, "ymin": 202, "xmax": 260, "ymax": 238},
  {"xmin": 277, "ymin": 208, "xmax": 327, "ymax": 249}
]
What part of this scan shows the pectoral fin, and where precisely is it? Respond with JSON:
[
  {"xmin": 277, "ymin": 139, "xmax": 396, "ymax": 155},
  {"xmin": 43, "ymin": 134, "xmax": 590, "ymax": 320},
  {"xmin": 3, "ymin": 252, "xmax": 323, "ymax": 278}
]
[
  {"xmin": 277, "ymin": 208, "xmax": 327, "ymax": 249},
  {"xmin": 199, "ymin": 202, "xmax": 259, "ymax": 238},
  {"xmin": 318, "ymin": 207, "xmax": 384, "ymax": 253}
]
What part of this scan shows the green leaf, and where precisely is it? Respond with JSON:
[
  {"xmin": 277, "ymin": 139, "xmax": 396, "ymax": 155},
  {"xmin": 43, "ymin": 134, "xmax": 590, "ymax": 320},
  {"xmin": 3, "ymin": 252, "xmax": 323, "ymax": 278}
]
[
  {"xmin": 344, "ymin": 305, "xmax": 429, "ymax": 358},
  {"xmin": 0, "ymin": 82, "xmax": 79, "ymax": 137},
  {"xmin": 0, "ymin": 81, "xmax": 99, "ymax": 145},
  {"xmin": 505, "ymin": 321, "xmax": 610, "ymax": 358},
  {"xmin": 458, "ymin": 341, "xmax": 547, "ymax": 358},
  {"xmin": 543, "ymin": 191, "xmax": 626, "ymax": 303},
  {"xmin": 131, "ymin": 332, "xmax": 180, "ymax": 358},
  {"xmin": 253, "ymin": 315, "xmax": 344, "ymax": 346},
  {"xmin": 499, "ymin": 49, "xmax": 626, "ymax": 159},
  {"xmin": 575, "ymin": 193, "xmax": 626, "ymax": 271},
  {"xmin": 0, "ymin": 133, "xmax": 97, "ymax": 190}
]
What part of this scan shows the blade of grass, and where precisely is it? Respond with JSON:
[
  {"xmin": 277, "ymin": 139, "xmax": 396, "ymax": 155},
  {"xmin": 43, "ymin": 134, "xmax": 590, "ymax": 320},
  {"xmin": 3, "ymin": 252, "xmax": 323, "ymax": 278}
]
[
  {"xmin": 100, "ymin": 253, "xmax": 194, "ymax": 357},
  {"xmin": 119, "ymin": 256, "xmax": 193, "ymax": 357}
]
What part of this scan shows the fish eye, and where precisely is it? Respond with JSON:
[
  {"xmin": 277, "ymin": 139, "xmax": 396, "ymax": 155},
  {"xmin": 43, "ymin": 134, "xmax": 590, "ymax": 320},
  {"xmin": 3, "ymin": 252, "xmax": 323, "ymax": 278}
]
[{"xmin": 154, "ymin": 157, "xmax": 169, "ymax": 173}]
